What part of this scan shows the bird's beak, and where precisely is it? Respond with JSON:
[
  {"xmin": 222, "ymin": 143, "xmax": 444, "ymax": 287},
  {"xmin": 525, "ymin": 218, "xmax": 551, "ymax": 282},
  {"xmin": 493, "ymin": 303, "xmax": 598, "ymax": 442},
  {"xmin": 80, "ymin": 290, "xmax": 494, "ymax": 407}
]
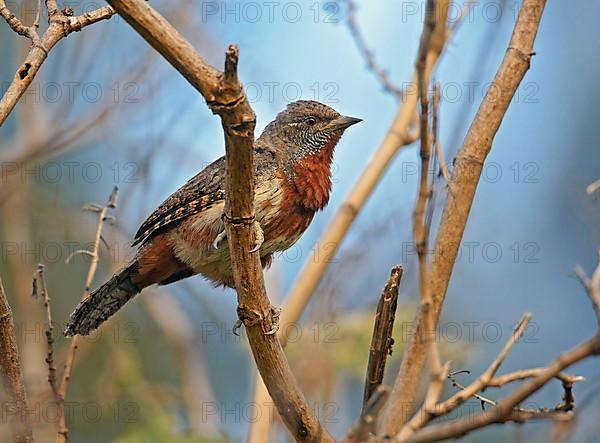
[{"xmin": 326, "ymin": 115, "xmax": 362, "ymax": 132}]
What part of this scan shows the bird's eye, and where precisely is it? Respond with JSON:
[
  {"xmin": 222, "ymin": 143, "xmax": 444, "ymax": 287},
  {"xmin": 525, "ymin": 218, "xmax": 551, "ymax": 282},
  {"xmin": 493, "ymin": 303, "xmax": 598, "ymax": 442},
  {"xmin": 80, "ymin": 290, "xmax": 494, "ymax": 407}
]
[{"xmin": 306, "ymin": 117, "xmax": 317, "ymax": 126}]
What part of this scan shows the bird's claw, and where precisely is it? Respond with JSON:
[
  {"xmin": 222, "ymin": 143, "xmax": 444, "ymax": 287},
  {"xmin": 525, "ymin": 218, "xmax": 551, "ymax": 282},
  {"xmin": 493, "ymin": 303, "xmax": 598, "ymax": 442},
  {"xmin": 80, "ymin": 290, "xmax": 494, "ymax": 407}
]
[
  {"xmin": 212, "ymin": 229, "xmax": 227, "ymax": 249},
  {"xmin": 249, "ymin": 221, "xmax": 264, "ymax": 253},
  {"xmin": 214, "ymin": 222, "xmax": 262, "ymax": 252},
  {"xmin": 265, "ymin": 305, "xmax": 281, "ymax": 335},
  {"xmin": 232, "ymin": 319, "xmax": 244, "ymax": 336}
]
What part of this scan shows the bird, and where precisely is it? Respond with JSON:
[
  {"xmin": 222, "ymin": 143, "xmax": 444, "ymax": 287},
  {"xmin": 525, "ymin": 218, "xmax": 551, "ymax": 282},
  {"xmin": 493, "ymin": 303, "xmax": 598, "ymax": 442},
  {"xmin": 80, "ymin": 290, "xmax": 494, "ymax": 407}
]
[{"xmin": 64, "ymin": 100, "xmax": 361, "ymax": 337}]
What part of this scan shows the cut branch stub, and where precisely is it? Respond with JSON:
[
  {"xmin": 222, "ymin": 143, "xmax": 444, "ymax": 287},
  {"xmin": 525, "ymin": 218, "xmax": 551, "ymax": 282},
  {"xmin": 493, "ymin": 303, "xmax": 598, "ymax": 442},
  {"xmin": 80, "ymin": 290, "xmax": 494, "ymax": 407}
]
[{"xmin": 363, "ymin": 265, "xmax": 403, "ymax": 405}]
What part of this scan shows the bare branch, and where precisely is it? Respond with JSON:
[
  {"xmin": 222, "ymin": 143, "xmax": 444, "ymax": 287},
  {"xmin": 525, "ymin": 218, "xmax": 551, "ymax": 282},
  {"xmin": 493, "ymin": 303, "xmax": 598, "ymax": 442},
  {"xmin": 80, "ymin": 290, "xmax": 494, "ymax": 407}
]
[
  {"xmin": 405, "ymin": 335, "xmax": 600, "ymax": 442},
  {"xmin": 395, "ymin": 314, "xmax": 531, "ymax": 441},
  {"xmin": 378, "ymin": 0, "xmax": 453, "ymax": 431},
  {"xmin": 0, "ymin": 0, "xmax": 37, "ymax": 39},
  {"xmin": 68, "ymin": 5, "xmax": 115, "ymax": 31},
  {"xmin": 487, "ymin": 368, "xmax": 584, "ymax": 388},
  {"xmin": 103, "ymin": 1, "xmax": 333, "ymax": 440},
  {"xmin": 449, "ymin": 375, "xmax": 574, "ymax": 422},
  {"xmin": 400, "ymin": 249, "xmax": 600, "ymax": 441},
  {"xmin": 0, "ymin": 278, "xmax": 33, "ymax": 443},
  {"xmin": 0, "ymin": 3, "xmax": 114, "ymax": 126},
  {"xmin": 45, "ymin": 0, "xmax": 59, "ymax": 18},
  {"xmin": 434, "ymin": 314, "xmax": 532, "ymax": 414}
]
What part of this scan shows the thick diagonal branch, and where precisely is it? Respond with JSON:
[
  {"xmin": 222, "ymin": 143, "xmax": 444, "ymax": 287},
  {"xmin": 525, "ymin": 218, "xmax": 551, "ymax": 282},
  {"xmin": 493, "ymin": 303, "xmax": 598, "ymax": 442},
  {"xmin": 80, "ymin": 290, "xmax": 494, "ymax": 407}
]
[{"xmin": 104, "ymin": 1, "xmax": 333, "ymax": 440}]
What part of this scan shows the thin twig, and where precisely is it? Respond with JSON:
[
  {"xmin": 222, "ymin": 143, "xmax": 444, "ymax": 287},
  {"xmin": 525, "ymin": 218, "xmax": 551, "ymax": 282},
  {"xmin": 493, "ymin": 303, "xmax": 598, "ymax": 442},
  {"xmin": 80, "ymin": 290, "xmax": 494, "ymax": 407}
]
[
  {"xmin": 488, "ymin": 368, "xmax": 584, "ymax": 388},
  {"xmin": 450, "ymin": 375, "xmax": 574, "ymax": 420},
  {"xmin": 343, "ymin": 0, "xmax": 403, "ymax": 98},
  {"xmin": 32, "ymin": 264, "xmax": 59, "ymax": 399},
  {"xmin": 432, "ymin": 82, "xmax": 451, "ymax": 183},
  {"xmin": 57, "ymin": 187, "xmax": 118, "ymax": 443},
  {"xmin": 435, "ymin": 314, "xmax": 531, "ymax": 414},
  {"xmin": 405, "ymin": 335, "xmax": 599, "ymax": 442},
  {"xmin": 33, "ymin": 0, "xmax": 42, "ymax": 29},
  {"xmin": 403, "ymin": 247, "xmax": 600, "ymax": 442},
  {"xmin": 449, "ymin": 375, "xmax": 497, "ymax": 408},
  {"xmin": 395, "ymin": 313, "xmax": 531, "ymax": 441}
]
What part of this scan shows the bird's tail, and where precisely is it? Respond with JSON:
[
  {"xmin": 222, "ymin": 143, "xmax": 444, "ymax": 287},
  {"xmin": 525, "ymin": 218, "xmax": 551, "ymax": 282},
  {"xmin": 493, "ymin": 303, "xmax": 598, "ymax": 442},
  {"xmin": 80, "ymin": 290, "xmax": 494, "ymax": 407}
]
[{"xmin": 64, "ymin": 263, "xmax": 141, "ymax": 337}]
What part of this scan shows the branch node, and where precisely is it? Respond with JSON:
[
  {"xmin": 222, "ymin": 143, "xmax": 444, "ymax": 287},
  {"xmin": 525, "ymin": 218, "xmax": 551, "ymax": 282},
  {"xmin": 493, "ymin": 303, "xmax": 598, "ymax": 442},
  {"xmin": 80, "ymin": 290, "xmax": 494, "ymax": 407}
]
[
  {"xmin": 507, "ymin": 46, "xmax": 534, "ymax": 64},
  {"xmin": 222, "ymin": 213, "xmax": 255, "ymax": 226},
  {"xmin": 33, "ymin": 42, "xmax": 49, "ymax": 57},
  {"xmin": 453, "ymin": 153, "xmax": 485, "ymax": 167},
  {"xmin": 225, "ymin": 118, "xmax": 256, "ymax": 138}
]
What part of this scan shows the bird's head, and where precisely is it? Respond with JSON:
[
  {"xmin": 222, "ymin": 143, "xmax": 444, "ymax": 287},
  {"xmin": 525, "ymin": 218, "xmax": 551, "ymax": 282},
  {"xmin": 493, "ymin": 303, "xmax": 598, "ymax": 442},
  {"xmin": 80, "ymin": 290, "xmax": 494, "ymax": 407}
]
[{"xmin": 258, "ymin": 100, "xmax": 361, "ymax": 160}]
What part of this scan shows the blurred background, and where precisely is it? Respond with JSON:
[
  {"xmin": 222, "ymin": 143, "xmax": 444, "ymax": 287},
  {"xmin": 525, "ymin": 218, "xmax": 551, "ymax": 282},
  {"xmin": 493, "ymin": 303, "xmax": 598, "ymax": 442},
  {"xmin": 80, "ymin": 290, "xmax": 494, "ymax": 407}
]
[{"xmin": 1, "ymin": 0, "xmax": 599, "ymax": 442}]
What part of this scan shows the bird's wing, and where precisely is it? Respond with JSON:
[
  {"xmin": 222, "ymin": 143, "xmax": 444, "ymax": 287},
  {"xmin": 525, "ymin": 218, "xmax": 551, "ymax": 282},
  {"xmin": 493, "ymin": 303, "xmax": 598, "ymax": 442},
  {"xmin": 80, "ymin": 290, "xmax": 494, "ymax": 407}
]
[{"xmin": 132, "ymin": 156, "xmax": 226, "ymax": 247}]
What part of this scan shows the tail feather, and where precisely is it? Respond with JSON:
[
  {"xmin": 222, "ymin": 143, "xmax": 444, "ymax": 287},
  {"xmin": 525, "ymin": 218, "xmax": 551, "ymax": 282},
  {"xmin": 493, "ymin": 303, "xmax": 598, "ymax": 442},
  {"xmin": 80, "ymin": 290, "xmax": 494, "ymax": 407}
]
[{"xmin": 64, "ymin": 264, "xmax": 141, "ymax": 336}]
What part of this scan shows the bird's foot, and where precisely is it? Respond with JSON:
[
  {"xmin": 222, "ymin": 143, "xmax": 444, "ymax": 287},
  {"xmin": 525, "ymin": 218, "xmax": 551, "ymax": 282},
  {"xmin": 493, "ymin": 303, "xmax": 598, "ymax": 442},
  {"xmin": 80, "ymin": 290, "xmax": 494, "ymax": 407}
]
[
  {"xmin": 212, "ymin": 229, "xmax": 227, "ymax": 249},
  {"xmin": 249, "ymin": 220, "xmax": 264, "ymax": 253},
  {"xmin": 234, "ymin": 305, "xmax": 281, "ymax": 336}
]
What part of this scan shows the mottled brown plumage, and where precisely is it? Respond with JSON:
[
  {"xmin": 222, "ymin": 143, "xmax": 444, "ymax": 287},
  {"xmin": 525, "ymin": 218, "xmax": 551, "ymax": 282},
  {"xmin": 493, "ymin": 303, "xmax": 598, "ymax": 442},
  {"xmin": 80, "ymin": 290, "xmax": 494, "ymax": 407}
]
[{"xmin": 65, "ymin": 100, "xmax": 361, "ymax": 336}]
